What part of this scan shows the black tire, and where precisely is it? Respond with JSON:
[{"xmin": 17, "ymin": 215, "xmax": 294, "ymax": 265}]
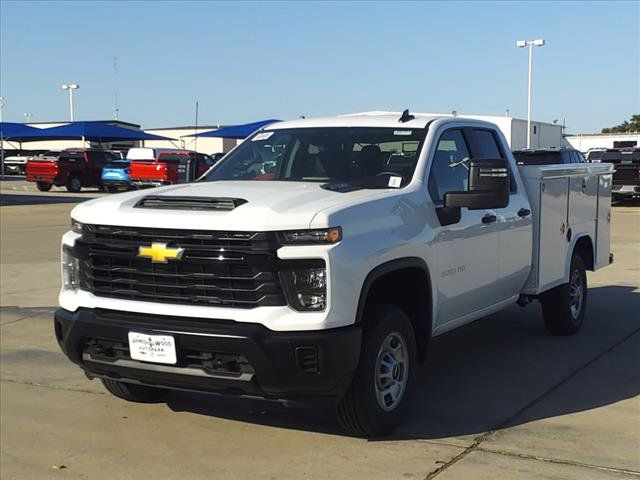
[
  {"xmin": 336, "ymin": 304, "xmax": 417, "ymax": 437},
  {"xmin": 101, "ymin": 378, "xmax": 169, "ymax": 403},
  {"xmin": 106, "ymin": 186, "xmax": 119, "ymax": 193},
  {"xmin": 541, "ymin": 253, "xmax": 587, "ymax": 336},
  {"xmin": 36, "ymin": 182, "xmax": 52, "ymax": 192},
  {"xmin": 66, "ymin": 175, "xmax": 82, "ymax": 193}
]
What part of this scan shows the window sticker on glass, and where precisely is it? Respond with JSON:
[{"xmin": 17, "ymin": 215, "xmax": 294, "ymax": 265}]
[
  {"xmin": 252, "ymin": 132, "xmax": 274, "ymax": 141},
  {"xmin": 388, "ymin": 176, "xmax": 402, "ymax": 188},
  {"xmin": 393, "ymin": 130, "xmax": 412, "ymax": 136}
]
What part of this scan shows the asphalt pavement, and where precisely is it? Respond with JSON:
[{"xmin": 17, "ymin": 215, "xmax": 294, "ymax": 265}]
[{"xmin": 1, "ymin": 179, "xmax": 639, "ymax": 479}]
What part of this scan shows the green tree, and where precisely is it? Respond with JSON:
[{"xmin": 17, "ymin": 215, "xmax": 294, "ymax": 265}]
[{"xmin": 602, "ymin": 115, "xmax": 640, "ymax": 133}]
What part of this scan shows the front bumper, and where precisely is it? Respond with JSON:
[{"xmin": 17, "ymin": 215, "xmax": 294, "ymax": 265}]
[{"xmin": 54, "ymin": 308, "xmax": 361, "ymax": 405}]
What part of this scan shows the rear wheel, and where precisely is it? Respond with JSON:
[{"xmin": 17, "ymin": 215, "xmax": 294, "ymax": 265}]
[
  {"xmin": 106, "ymin": 185, "xmax": 119, "ymax": 193},
  {"xmin": 541, "ymin": 253, "xmax": 587, "ymax": 335},
  {"xmin": 36, "ymin": 182, "xmax": 52, "ymax": 192},
  {"xmin": 101, "ymin": 378, "xmax": 169, "ymax": 403},
  {"xmin": 66, "ymin": 176, "xmax": 82, "ymax": 193},
  {"xmin": 336, "ymin": 304, "xmax": 416, "ymax": 437}
]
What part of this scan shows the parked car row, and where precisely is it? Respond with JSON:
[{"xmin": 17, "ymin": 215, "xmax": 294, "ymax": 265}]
[{"xmin": 23, "ymin": 148, "xmax": 223, "ymax": 193}]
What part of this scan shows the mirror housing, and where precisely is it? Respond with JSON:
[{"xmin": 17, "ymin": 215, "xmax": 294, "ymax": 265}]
[{"xmin": 443, "ymin": 159, "xmax": 510, "ymax": 210}]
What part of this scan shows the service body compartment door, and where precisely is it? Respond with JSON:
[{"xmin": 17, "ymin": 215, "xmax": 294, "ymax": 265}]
[
  {"xmin": 595, "ymin": 173, "xmax": 613, "ymax": 268},
  {"xmin": 568, "ymin": 175, "xmax": 598, "ymax": 227},
  {"xmin": 539, "ymin": 178, "xmax": 569, "ymax": 290}
]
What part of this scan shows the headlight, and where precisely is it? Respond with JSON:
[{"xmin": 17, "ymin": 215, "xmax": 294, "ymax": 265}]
[
  {"xmin": 62, "ymin": 246, "xmax": 80, "ymax": 291},
  {"xmin": 71, "ymin": 218, "xmax": 83, "ymax": 234},
  {"xmin": 279, "ymin": 227, "xmax": 341, "ymax": 245},
  {"xmin": 280, "ymin": 262, "xmax": 327, "ymax": 311}
]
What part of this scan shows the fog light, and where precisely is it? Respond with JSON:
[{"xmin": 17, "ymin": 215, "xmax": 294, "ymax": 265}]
[
  {"xmin": 62, "ymin": 247, "xmax": 80, "ymax": 290},
  {"xmin": 281, "ymin": 267, "xmax": 327, "ymax": 311}
]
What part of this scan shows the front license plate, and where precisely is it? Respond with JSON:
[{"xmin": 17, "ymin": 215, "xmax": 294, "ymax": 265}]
[{"xmin": 128, "ymin": 332, "xmax": 177, "ymax": 364}]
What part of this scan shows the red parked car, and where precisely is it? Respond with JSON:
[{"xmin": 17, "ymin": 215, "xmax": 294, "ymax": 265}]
[
  {"xmin": 127, "ymin": 148, "xmax": 216, "ymax": 187},
  {"xmin": 26, "ymin": 149, "xmax": 122, "ymax": 192}
]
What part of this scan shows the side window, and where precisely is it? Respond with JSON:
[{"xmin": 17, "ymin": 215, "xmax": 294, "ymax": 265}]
[
  {"xmin": 428, "ymin": 129, "xmax": 471, "ymax": 203},
  {"xmin": 470, "ymin": 128, "xmax": 516, "ymax": 193},
  {"xmin": 472, "ymin": 129, "xmax": 503, "ymax": 159}
]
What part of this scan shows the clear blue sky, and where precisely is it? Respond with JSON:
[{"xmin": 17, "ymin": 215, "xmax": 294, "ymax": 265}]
[{"xmin": 1, "ymin": 1, "xmax": 638, "ymax": 133}]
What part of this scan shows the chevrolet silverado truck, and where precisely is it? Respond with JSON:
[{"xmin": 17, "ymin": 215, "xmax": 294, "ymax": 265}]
[{"xmin": 55, "ymin": 112, "xmax": 614, "ymax": 436}]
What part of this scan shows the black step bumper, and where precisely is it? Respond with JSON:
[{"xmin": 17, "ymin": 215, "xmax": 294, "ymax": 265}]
[{"xmin": 54, "ymin": 308, "xmax": 361, "ymax": 405}]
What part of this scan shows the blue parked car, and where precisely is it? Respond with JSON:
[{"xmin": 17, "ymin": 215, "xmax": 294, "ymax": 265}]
[{"xmin": 101, "ymin": 159, "xmax": 131, "ymax": 192}]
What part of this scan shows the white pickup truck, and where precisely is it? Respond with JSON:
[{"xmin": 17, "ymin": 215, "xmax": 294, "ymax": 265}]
[{"xmin": 55, "ymin": 112, "xmax": 614, "ymax": 436}]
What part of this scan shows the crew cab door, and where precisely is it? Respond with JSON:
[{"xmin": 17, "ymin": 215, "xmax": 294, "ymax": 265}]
[
  {"xmin": 467, "ymin": 128, "xmax": 533, "ymax": 301},
  {"xmin": 427, "ymin": 128, "xmax": 500, "ymax": 326}
]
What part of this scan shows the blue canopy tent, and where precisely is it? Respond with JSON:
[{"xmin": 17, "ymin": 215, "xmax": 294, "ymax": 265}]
[
  {"xmin": 0, "ymin": 122, "xmax": 49, "ymax": 141},
  {"xmin": 1, "ymin": 122, "xmax": 54, "ymax": 177},
  {"xmin": 1, "ymin": 121, "xmax": 172, "ymax": 178},
  {"xmin": 187, "ymin": 119, "xmax": 281, "ymax": 139},
  {"xmin": 35, "ymin": 121, "xmax": 172, "ymax": 142}
]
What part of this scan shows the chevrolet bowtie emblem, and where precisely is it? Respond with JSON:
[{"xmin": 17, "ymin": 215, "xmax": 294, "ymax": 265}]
[{"xmin": 137, "ymin": 243, "xmax": 185, "ymax": 263}]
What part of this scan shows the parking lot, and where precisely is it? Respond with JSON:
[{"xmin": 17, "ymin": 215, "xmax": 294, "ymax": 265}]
[{"xmin": 1, "ymin": 179, "xmax": 639, "ymax": 480}]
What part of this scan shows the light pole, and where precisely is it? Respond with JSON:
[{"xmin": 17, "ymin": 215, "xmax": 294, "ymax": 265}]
[
  {"xmin": 61, "ymin": 83, "xmax": 79, "ymax": 121},
  {"xmin": 516, "ymin": 39, "xmax": 545, "ymax": 149},
  {"xmin": 0, "ymin": 96, "xmax": 5, "ymax": 122}
]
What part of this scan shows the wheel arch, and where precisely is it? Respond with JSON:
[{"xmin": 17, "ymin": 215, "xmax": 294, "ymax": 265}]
[
  {"xmin": 567, "ymin": 234, "xmax": 594, "ymax": 278},
  {"xmin": 355, "ymin": 257, "xmax": 433, "ymax": 362}
]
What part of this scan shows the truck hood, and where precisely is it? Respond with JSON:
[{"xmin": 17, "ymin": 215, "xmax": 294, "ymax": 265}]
[{"xmin": 71, "ymin": 180, "xmax": 384, "ymax": 230}]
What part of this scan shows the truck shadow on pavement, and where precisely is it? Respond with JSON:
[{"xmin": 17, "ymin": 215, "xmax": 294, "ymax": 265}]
[
  {"xmin": 166, "ymin": 285, "xmax": 639, "ymax": 439},
  {"xmin": 0, "ymin": 193, "xmax": 99, "ymax": 206}
]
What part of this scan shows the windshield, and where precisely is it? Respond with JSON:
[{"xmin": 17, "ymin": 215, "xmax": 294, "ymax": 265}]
[{"xmin": 203, "ymin": 127, "xmax": 427, "ymax": 188}]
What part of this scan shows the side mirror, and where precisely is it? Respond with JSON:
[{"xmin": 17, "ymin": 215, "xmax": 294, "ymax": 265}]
[{"xmin": 443, "ymin": 159, "xmax": 510, "ymax": 210}]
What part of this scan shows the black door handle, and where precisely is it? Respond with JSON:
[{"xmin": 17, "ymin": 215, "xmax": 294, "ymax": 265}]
[
  {"xmin": 518, "ymin": 208, "xmax": 531, "ymax": 217},
  {"xmin": 482, "ymin": 214, "xmax": 497, "ymax": 224}
]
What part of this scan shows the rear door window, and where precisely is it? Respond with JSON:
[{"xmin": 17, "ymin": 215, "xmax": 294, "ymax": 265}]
[
  {"xmin": 470, "ymin": 128, "xmax": 516, "ymax": 192},
  {"xmin": 471, "ymin": 129, "xmax": 503, "ymax": 159},
  {"xmin": 59, "ymin": 152, "xmax": 85, "ymax": 162}
]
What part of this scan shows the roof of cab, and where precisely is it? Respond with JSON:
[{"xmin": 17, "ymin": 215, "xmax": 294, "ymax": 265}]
[
  {"xmin": 263, "ymin": 111, "xmax": 507, "ymax": 131},
  {"xmin": 265, "ymin": 111, "xmax": 449, "ymax": 130}
]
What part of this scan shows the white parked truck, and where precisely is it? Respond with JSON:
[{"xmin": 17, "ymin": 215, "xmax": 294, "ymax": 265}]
[{"xmin": 55, "ymin": 112, "xmax": 614, "ymax": 436}]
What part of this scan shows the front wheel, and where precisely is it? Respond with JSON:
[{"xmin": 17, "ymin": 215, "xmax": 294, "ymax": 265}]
[
  {"xmin": 101, "ymin": 378, "xmax": 169, "ymax": 403},
  {"xmin": 541, "ymin": 253, "xmax": 587, "ymax": 335},
  {"xmin": 36, "ymin": 182, "xmax": 52, "ymax": 192},
  {"xmin": 66, "ymin": 176, "xmax": 82, "ymax": 193},
  {"xmin": 336, "ymin": 304, "xmax": 416, "ymax": 437}
]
